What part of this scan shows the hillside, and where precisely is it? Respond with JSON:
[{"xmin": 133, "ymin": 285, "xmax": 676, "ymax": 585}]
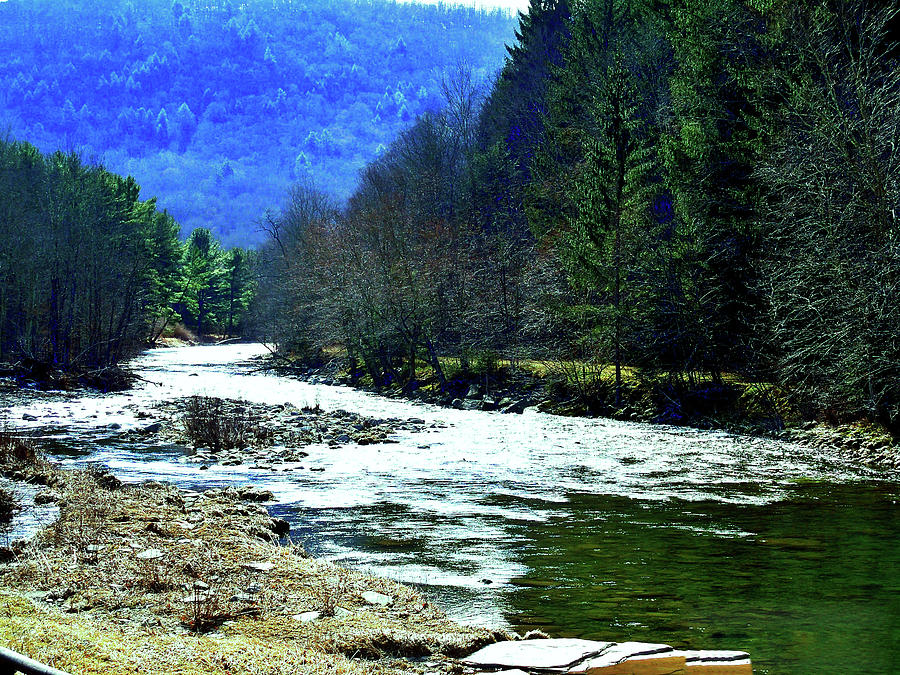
[{"xmin": 0, "ymin": 0, "xmax": 517, "ymax": 246}]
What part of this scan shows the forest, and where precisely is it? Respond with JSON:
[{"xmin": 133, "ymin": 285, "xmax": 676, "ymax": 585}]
[
  {"xmin": 0, "ymin": 139, "xmax": 254, "ymax": 381},
  {"xmin": 256, "ymin": 0, "xmax": 900, "ymax": 431},
  {"xmin": 0, "ymin": 0, "xmax": 516, "ymax": 246}
]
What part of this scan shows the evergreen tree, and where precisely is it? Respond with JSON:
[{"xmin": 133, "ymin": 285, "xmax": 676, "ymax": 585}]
[
  {"xmin": 660, "ymin": 0, "xmax": 772, "ymax": 376},
  {"xmin": 561, "ymin": 52, "xmax": 655, "ymax": 406},
  {"xmin": 180, "ymin": 228, "xmax": 224, "ymax": 337}
]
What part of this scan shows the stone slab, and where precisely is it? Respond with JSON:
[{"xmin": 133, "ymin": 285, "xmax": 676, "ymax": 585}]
[
  {"xmin": 677, "ymin": 650, "xmax": 752, "ymax": 674},
  {"xmin": 361, "ymin": 590, "xmax": 393, "ymax": 606},
  {"xmin": 462, "ymin": 639, "xmax": 614, "ymax": 671},
  {"xmin": 569, "ymin": 642, "xmax": 685, "ymax": 674},
  {"xmin": 463, "ymin": 640, "xmax": 752, "ymax": 675}
]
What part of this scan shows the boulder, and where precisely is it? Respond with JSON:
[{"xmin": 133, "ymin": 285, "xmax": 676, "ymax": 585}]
[
  {"xmin": 93, "ymin": 471, "xmax": 123, "ymax": 490},
  {"xmin": 34, "ymin": 489, "xmax": 61, "ymax": 505},
  {"xmin": 361, "ymin": 590, "xmax": 393, "ymax": 606},
  {"xmin": 237, "ymin": 486, "xmax": 274, "ymax": 502},
  {"xmin": 294, "ymin": 611, "xmax": 321, "ymax": 623},
  {"xmin": 480, "ymin": 397, "xmax": 498, "ymax": 411},
  {"xmin": 136, "ymin": 548, "xmax": 164, "ymax": 561},
  {"xmin": 501, "ymin": 400, "xmax": 529, "ymax": 415},
  {"xmin": 269, "ymin": 517, "xmax": 290, "ymax": 537}
]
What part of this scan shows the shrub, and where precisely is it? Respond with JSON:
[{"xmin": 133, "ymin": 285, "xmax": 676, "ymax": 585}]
[
  {"xmin": 172, "ymin": 323, "xmax": 197, "ymax": 342},
  {"xmin": 182, "ymin": 396, "xmax": 251, "ymax": 452},
  {"xmin": 0, "ymin": 486, "xmax": 21, "ymax": 542},
  {"xmin": 0, "ymin": 427, "xmax": 39, "ymax": 466}
]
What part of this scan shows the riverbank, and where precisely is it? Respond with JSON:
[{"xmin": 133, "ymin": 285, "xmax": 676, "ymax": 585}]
[
  {"xmin": 262, "ymin": 355, "xmax": 900, "ymax": 472},
  {"xmin": 0, "ymin": 445, "xmax": 510, "ymax": 675},
  {"xmin": 1, "ymin": 343, "xmax": 895, "ymax": 674}
]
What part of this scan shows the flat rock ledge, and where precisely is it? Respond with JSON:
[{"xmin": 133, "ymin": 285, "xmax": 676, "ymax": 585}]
[{"xmin": 462, "ymin": 638, "xmax": 751, "ymax": 674}]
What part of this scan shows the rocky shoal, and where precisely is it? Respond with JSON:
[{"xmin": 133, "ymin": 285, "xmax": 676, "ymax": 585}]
[{"xmin": 108, "ymin": 397, "xmax": 439, "ymax": 468}]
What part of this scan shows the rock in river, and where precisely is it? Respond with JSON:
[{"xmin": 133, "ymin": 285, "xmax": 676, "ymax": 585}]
[
  {"xmin": 34, "ymin": 489, "xmax": 62, "ymax": 505},
  {"xmin": 236, "ymin": 485, "xmax": 275, "ymax": 502}
]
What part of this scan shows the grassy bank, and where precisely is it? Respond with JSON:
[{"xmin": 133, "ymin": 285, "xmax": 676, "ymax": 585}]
[{"xmin": 0, "ymin": 440, "xmax": 508, "ymax": 675}]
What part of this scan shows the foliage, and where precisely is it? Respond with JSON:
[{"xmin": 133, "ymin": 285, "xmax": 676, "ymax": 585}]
[
  {"xmin": 0, "ymin": 139, "xmax": 254, "ymax": 370},
  {"xmin": 0, "ymin": 427, "xmax": 39, "ymax": 467},
  {"xmin": 755, "ymin": 1, "xmax": 900, "ymax": 427},
  {"xmin": 0, "ymin": 486, "xmax": 21, "ymax": 533},
  {"xmin": 0, "ymin": 139, "xmax": 183, "ymax": 368}
]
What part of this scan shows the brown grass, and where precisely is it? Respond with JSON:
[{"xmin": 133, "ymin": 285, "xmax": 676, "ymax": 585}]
[
  {"xmin": 0, "ymin": 467, "xmax": 509, "ymax": 674},
  {"xmin": 0, "ymin": 426, "xmax": 40, "ymax": 467}
]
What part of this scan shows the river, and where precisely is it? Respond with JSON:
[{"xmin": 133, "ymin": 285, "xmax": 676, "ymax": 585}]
[{"xmin": 2, "ymin": 344, "xmax": 898, "ymax": 674}]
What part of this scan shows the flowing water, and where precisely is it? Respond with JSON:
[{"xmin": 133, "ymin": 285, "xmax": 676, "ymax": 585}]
[{"xmin": 2, "ymin": 344, "xmax": 898, "ymax": 674}]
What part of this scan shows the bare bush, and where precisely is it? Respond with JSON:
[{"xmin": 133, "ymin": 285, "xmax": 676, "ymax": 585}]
[
  {"xmin": 61, "ymin": 471, "xmax": 115, "ymax": 549},
  {"xmin": 0, "ymin": 485, "xmax": 21, "ymax": 543},
  {"xmin": 0, "ymin": 426, "xmax": 39, "ymax": 467},
  {"xmin": 310, "ymin": 567, "xmax": 349, "ymax": 617},
  {"xmin": 182, "ymin": 396, "xmax": 252, "ymax": 452},
  {"xmin": 180, "ymin": 576, "xmax": 231, "ymax": 632}
]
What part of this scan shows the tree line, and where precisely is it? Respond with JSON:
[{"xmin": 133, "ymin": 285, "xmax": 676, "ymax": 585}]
[
  {"xmin": 0, "ymin": 139, "xmax": 254, "ymax": 375},
  {"xmin": 257, "ymin": 0, "xmax": 900, "ymax": 430},
  {"xmin": 0, "ymin": 0, "xmax": 515, "ymax": 246}
]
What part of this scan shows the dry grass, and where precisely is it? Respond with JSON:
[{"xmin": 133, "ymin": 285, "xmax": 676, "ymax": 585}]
[
  {"xmin": 0, "ymin": 467, "xmax": 509, "ymax": 674},
  {"xmin": 0, "ymin": 426, "xmax": 41, "ymax": 467},
  {"xmin": 0, "ymin": 592, "xmax": 398, "ymax": 675}
]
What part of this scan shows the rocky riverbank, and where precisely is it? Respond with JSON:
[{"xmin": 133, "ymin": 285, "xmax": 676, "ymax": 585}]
[
  {"xmin": 264, "ymin": 358, "xmax": 900, "ymax": 472},
  {"xmin": 0, "ymin": 449, "xmax": 761, "ymax": 675},
  {"xmin": 0, "ymin": 449, "xmax": 512, "ymax": 675},
  {"xmin": 772, "ymin": 422, "xmax": 900, "ymax": 470}
]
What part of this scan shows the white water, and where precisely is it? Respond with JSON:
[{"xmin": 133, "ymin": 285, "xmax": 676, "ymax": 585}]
[{"xmin": 0, "ymin": 344, "xmax": 882, "ymax": 626}]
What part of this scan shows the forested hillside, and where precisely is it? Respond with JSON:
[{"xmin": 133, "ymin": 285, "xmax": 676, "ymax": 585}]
[
  {"xmin": 0, "ymin": 139, "xmax": 255, "ymax": 379},
  {"xmin": 0, "ymin": 0, "xmax": 517, "ymax": 246},
  {"xmin": 257, "ymin": 0, "xmax": 900, "ymax": 431}
]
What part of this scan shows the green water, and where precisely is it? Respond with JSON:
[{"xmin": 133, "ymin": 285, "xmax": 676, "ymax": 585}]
[{"xmin": 505, "ymin": 483, "xmax": 900, "ymax": 674}]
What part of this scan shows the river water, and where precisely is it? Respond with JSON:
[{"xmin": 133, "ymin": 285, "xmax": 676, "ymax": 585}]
[{"xmin": 2, "ymin": 344, "xmax": 898, "ymax": 674}]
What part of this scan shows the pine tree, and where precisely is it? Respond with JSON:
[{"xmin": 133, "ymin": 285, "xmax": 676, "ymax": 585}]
[
  {"xmin": 478, "ymin": 0, "xmax": 572, "ymax": 173},
  {"xmin": 564, "ymin": 52, "xmax": 655, "ymax": 406},
  {"xmin": 660, "ymin": 0, "xmax": 773, "ymax": 377}
]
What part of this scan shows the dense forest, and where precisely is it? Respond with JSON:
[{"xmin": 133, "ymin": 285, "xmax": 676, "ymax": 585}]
[
  {"xmin": 0, "ymin": 139, "xmax": 254, "ymax": 379},
  {"xmin": 257, "ymin": 0, "xmax": 900, "ymax": 431},
  {"xmin": 0, "ymin": 0, "xmax": 516, "ymax": 246}
]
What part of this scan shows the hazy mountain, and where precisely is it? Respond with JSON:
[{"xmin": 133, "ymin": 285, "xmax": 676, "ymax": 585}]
[{"xmin": 0, "ymin": 0, "xmax": 517, "ymax": 245}]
